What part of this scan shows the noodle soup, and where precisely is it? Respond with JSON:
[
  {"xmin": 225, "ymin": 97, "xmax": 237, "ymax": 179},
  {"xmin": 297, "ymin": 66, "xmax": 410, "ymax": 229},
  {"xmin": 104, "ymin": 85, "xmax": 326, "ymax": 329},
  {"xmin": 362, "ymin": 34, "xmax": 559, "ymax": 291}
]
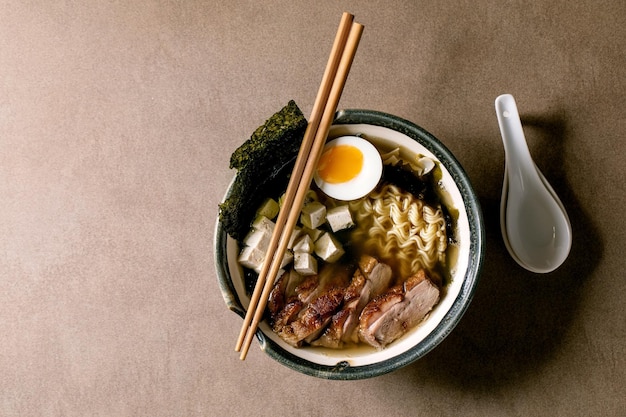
[{"xmin": 215, "ymin": 111, "xmax": 484, "ymax": 379}]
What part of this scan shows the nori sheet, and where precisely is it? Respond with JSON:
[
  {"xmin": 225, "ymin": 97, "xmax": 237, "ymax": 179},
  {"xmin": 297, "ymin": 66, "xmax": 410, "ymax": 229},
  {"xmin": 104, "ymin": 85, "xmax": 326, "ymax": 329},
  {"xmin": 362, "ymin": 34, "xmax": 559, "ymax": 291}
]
[{"xmin": 219, "ymin": 100, "xmax": 307, "ymax": 242}]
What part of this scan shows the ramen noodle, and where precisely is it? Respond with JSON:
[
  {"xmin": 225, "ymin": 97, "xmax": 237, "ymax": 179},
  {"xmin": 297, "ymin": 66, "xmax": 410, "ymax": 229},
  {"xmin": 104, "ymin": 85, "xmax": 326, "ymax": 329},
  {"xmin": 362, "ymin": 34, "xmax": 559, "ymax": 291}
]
[{"xmin": 349, "ymin": 183, "xmax": 447, "ymax": 279}]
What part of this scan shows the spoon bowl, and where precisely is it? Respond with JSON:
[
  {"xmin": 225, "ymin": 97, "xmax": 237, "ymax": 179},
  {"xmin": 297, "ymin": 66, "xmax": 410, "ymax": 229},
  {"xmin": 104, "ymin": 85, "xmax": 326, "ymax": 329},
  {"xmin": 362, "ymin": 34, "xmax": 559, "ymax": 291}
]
[{"xmin": 496, "ymin": 94, "xmax": 572, "ymax": 273}]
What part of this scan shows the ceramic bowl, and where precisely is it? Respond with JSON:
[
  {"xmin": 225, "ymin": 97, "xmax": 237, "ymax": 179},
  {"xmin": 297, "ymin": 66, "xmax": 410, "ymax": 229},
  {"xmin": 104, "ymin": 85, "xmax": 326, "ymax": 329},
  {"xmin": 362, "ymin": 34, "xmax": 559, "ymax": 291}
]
[{"xmin": 214, "ymin": 109, "xmax": 485, "ymax": 379}]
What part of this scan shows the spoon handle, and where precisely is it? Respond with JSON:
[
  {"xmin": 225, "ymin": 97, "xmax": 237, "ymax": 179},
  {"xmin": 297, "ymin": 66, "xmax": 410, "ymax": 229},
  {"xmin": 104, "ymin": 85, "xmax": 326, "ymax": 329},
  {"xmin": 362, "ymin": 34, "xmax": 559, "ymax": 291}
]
[{"xmin": 495, "ymin": 94, "xmax": 534, "ymax": 179}]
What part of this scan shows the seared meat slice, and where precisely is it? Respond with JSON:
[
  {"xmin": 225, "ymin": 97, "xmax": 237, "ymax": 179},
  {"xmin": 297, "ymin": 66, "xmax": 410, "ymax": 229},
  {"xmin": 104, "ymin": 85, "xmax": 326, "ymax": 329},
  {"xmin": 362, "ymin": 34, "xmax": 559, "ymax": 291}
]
[
  {"xmin": 272, "ymin": 299, "xmax": 303, "ymax": 334},
  {"xmin": 272, "ymin": 262, "xmax": 354, "ymax": 347},
  {"xmin": 267, "ymin": 269, "xmax": 305, "ymax": 325},
  {"xmin": 358, "ymin": 269, "xmax": 440, "ymax": 349},
  {"xmin": 365, "ymin": 262, "xmax": 394, "ymax": 298},
  {"xmin": 277, "ymin": 286, "xmax": 345, "ymax": 347},
  {"xmin": 267, "ymin": 270, "xmax": 289, "ymax": 321},
  {"xmin": 295, "ymin": 262, "xmax": 354, "ymax": 305},
  {"xmin": 293, "ymin": 275, "xmax": 319, "ymax": 304},
  {"xmin": 343, "ymin": 259, "xmax": 393, "ymax": 342},
  {"xmin": 311, "ymin": 276, "xmax": 364, "ymax": 348},
  {"xmin": 312, "ymin": 256, "xmax": 393, "ymax": 348},
  {"xmin": 311, "ymin": 308, "xmax": 351, "ymax": 348}
]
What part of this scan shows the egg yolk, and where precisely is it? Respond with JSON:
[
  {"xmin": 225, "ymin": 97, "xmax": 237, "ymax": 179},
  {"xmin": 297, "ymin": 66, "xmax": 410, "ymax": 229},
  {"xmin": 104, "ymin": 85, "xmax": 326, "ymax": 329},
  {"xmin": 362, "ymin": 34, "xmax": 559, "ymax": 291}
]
[{"xmin": 317, "ymin": 144, "xmax": 363, "ymax": 184}]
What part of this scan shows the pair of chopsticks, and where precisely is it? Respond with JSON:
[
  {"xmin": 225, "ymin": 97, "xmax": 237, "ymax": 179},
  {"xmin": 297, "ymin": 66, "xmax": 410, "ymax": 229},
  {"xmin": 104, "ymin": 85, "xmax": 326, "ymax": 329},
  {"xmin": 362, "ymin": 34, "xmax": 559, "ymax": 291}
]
[{"xmin": 235, "ymin": 12, "xmax": 364, "ymax": 360}]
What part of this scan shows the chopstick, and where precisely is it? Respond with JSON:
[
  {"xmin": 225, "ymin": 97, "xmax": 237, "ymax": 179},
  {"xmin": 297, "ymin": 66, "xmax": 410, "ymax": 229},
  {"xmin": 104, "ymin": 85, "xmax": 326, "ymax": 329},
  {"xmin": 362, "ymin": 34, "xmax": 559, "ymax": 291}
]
[
  {"xmin": 235, "ymin": 13, "xmax": 364, "ymax": 360},
  {"xmin": 234, "ymin": 12, "xmax": 353, "ymax": 355}
]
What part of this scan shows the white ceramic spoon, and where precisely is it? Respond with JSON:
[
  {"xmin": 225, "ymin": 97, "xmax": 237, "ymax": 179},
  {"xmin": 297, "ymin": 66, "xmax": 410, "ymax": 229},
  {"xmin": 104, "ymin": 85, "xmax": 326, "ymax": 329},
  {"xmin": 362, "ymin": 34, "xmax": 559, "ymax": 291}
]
[{"xmin": 495, "ymin": 94, "xmax": 572, "ymax": 273}]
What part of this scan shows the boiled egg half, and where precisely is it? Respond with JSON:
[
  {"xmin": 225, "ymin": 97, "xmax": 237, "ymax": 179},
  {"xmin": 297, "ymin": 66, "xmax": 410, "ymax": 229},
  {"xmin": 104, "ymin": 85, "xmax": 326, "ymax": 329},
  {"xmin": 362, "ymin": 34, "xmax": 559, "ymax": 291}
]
[{"xmin": 313, "ymin": 136, "xmax": 383, "ymax": 201}]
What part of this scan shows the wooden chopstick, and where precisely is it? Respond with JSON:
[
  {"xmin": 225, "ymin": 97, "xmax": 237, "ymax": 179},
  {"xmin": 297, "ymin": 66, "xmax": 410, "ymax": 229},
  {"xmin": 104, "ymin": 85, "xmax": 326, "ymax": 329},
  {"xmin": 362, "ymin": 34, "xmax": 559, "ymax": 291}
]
[
  {"xmin": 234, "ymin": 12, "xmax": 354, "ymax": 355},
  {"xmin": 236, "ymin": 17, "xmax": 364, "ymax": 360}
]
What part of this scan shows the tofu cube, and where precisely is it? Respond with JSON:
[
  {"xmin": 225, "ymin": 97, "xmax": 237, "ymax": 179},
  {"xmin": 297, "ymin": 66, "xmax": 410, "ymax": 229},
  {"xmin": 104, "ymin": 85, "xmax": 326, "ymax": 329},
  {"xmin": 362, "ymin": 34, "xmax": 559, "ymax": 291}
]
[
  {"xmin": 238, "ymin": 246, "xmax": 293, "ymax": 273},
  {"xmin": 314, "ymin": 232, "xmax": 344, "ymax": 263},
  {"xmin": 326, "ymin": 205, "xmax": 354, "ymax": 232},
  {"xmin": 251, "ymin": 216, "xmax": 275, "ymax": 233},
  {"xmin": 280, "ymin": 250, "xmax": 294, "ymax": 270},
  {"xmin": 301, "ymin": 226, "xmax": 323, "ymax": 242},
  {"xmin": 249, "ymin": 217, "xmax": 300, "ymax": 250},
  {"xmin": 243, "ymin": 229, "xmax": 271, "ymax": 252},
  {"xmin": 292, "ymin": 234, "xmax": 314, "ymax": 253},
  {"xmin": 300, "ymin": 201, "xmax": 326, "ymax": 229},
  {"xmin": 287, "ymin": 227, "xmax": 302, "ymax": 250},
  {"xmin": 256, "ymin": 198, "xmax": 279, "ymax": 220},
  {"xmin": 294, "ymin": 252, "xmax": 317, "ymax": 276},
  {"xmin": 237, "ymin": 245, "xmax": 266, "ymax": 273}
]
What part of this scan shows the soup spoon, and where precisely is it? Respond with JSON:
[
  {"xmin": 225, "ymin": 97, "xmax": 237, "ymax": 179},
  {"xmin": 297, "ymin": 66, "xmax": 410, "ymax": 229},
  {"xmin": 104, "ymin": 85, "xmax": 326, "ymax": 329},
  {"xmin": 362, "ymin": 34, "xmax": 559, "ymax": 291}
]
[{"xmin": 495, "ymin": 94, "xmax": 572, "ymax": 273}]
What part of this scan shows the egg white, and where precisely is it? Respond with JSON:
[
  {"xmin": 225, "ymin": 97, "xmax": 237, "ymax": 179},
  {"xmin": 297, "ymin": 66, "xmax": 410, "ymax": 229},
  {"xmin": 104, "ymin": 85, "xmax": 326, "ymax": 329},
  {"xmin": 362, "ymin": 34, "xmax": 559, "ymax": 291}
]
[{"xmin": 313, "ymin": 136, "xmax": 383, "ymax": 201}]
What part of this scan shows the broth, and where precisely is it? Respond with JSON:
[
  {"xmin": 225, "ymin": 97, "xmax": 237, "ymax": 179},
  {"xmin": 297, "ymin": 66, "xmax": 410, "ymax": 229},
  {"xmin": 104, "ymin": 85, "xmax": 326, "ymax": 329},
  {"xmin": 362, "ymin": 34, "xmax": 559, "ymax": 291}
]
[{"xmin": 239, "ymin": 132, "xmax": 459, "ymax": 350}]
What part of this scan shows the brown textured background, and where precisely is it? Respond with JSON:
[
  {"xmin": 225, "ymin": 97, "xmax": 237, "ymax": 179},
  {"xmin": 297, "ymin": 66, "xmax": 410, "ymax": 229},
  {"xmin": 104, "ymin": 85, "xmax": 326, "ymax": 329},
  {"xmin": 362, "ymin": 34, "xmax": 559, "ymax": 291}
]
[{"xmin": 1, "ymin": 1, "xmax": 625, "ymax": 416}]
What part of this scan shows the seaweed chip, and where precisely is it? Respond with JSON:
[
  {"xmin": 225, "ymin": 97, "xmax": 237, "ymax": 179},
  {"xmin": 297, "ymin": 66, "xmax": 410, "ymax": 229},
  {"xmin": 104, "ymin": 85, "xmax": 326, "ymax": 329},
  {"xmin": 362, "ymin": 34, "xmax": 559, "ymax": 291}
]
[
  {"xmin": 229, "ymin": 100, "xmax": 307, "ymax": 171},
  {"xmin": 219, "ymin": 100, "xmax": 308, "ymax": 241}
]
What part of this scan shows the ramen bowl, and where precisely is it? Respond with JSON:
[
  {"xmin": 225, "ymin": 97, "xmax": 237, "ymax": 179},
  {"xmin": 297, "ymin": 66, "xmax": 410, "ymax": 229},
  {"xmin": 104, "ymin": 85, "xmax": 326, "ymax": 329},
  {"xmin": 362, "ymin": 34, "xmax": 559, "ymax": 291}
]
[{"xmin": 214, "ymin": 109, "xmax": 485, "ymax": 379}]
